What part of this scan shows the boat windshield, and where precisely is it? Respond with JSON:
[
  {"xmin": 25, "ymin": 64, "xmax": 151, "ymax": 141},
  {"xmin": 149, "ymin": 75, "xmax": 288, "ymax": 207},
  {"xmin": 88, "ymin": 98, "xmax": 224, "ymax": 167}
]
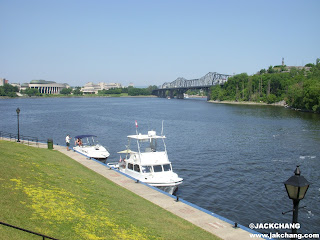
[
  {"xmin": 141, "ymin": 166, "xmax": 152, "ymax": 173},
  {"xmin": 153, "ymin": 165, "xmax": 162, "ymax": 172},
  {"xmin": 136, "ymin": 138, "xmax": 165, "ymax": 153},
  {"xmin": 138, "ymin": 164, "xmax": 172, "ymax": 173},
  {"xmin": 86, "ymin": 137, "xmax": 98, "ymax": 146},
  {"xmin": 163, "ymin": 164, "xmax": 171, "ymax": 171},
  {"xmin": 134, "ymin": 164, "xmax": 140, "ymax": 172}
]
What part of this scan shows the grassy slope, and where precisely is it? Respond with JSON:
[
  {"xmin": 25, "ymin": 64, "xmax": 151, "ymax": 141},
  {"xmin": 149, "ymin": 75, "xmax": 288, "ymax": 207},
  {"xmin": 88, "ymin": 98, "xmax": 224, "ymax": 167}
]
[{"xmin": 0, "ymin": 141, "xmax": 220, "ymax": 240}]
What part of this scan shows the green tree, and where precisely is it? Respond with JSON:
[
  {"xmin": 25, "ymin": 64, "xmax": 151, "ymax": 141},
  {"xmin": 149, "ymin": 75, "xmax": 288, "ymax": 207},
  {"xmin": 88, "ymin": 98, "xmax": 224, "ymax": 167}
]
[
  {"xmin": 303, "ymin": 79, "xmax": 320, "ymax": 112},
  {"xmin": 105, "ymin": 88, "xmax": 122, "ymax": 94},
  {"xmin": 0, "ymin": 87, "xmax": 5, "ymax": 96},
  {"xmin": 121, "ymin": 87, "xmax": 128, "ymax": 93},
  {"xmin": 287, "ymin": 83, "xmax": 304, "ymax": 109},
  {"xmin": 210, "ymin": 85, "xmax": 221, "ymax": 100},
  {"xmin": 126, "ymin": 86, "xmax": 154, "ymax": 96},
  {"xmin": 24, "ymin": 88, "xmax": 40, "ymax": 97},
  {"xmin": 147, "ymin": 85, "xmax": 158, "ymax": 95},
  {"xmin": 209, "ymin": 63, "xmax": 320, "ymax": 112},
  {"xmin": 259, "ymin": 69, "xmax": 266, "ymax": 74},
  {"xmin": 60, "ymin": 88, "xmax": 72, "ymax": 95},
  {"xmin": 0, "ymin": 84, "xmax": 18, "ymax": 97},
  {"xmin": 267, "ymin": 66, "xmax": 275, "ymax": 74},
  {"xmin": 280, "ymin": 65, "xmax": 287, "ymax": 72},
  {"xmin": 72, "ymin": 87, "xmax": 83, "ymax": 95},
  {"xmin": 247, "ymin": 77, "xmax": 253, "ymax": 101},
  {"xmin": 266, "ymin": 94, "xmax": 277, "ymax": 104}
]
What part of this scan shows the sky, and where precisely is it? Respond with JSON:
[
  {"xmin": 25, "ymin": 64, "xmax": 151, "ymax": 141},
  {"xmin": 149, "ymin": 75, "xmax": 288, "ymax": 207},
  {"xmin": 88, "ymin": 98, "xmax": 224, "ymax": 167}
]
[{"xmin": 1, "ymin": 0, "xmax": 319, "ymax": 87}]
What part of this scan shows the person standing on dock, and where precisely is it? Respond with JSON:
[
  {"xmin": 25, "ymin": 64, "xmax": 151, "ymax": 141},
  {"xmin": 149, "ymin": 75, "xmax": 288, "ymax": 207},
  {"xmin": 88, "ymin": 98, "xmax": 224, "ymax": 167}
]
[{"xmin": 65, "ymin": 134, "xmax": 71, "ymax": 151}]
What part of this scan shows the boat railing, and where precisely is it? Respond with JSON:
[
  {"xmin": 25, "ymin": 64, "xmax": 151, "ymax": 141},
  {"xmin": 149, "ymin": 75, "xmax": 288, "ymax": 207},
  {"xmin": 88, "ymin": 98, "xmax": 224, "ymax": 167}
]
[
  {"xmin": 140, "ymin": 151, "xmax": 166, "ymax": 157},
  {"xmin": 106, "ymin": 162, "xmax": 120, "ymax": 168}
]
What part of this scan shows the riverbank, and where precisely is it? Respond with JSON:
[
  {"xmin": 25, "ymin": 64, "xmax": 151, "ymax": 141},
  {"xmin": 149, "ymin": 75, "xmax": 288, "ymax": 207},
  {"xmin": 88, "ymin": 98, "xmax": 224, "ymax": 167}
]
[
  {"xmin": 0, "ymin": 139, "xmax": 264, "ymax": 240},
  {"xmin": 0, "ymin": 140, "xmax": 221, "ymax": 240},
  {"xmin": 0, "ymin": 94, "xmax": 157, "ymax": 99},
  {"xmin": 208, "ymin": 100, "xmax": 320, "ymax": 113},
  {"xmin": 208, "ymin": 100, "xmax": 286, "ymax": 107}
]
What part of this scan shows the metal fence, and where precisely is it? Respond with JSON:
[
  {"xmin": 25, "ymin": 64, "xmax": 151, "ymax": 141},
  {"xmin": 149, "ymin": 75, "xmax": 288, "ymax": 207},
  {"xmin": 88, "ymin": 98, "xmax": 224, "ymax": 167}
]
[
  {"xmin": 0, "ymin": 221, "xmax": 59, "ymax": 240},
  {"xmin": 0, "ymin": 131, "xmax": 40, "ymax": 147}
]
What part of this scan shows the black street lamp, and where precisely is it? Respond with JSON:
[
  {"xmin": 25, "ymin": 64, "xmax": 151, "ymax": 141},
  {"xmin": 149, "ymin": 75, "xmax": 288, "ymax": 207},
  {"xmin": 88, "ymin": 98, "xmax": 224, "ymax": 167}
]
[
  {"xmin": 16, "ymin": 108, "xmax": 20, "ymax": 142},
  {"xmin": 284, "ymin": 166, "xmax": 310, "ymax": 235}
]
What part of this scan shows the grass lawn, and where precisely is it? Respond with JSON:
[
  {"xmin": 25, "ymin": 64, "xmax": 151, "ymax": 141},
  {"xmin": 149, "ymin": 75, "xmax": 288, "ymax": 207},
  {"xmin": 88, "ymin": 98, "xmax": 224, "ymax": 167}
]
[{"xmin": 0, "ymin": 140, "xmax": 220, "ymax": 240}]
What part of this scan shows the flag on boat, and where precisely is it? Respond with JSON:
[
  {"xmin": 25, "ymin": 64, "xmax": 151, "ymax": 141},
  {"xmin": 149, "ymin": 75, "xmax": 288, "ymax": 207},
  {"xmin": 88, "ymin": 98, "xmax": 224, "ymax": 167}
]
[{"xmin": 135, "ymin": 120, "xmax": 138, "ymax": 128}]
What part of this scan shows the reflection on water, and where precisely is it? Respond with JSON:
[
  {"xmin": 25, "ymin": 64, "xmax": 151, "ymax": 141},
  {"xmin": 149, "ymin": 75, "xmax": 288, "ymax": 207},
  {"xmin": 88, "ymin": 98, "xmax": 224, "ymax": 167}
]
[{"xmin": 1, "ymin": 97, "xmax": 319, "ymax": 234}]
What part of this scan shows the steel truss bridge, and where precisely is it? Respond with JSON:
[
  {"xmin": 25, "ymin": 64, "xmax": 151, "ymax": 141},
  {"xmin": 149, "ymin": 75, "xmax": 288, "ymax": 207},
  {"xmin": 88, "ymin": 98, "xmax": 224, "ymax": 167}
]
[{"xmin": 152, "ymin": 72, "xmax": 231, "ymax": 99}]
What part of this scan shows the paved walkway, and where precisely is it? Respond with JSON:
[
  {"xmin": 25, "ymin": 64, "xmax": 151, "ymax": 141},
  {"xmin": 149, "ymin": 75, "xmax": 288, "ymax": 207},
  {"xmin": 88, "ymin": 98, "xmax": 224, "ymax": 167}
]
[{"xmin": 2, "ymin": 138, "xmax": 264, "ymax": 240}]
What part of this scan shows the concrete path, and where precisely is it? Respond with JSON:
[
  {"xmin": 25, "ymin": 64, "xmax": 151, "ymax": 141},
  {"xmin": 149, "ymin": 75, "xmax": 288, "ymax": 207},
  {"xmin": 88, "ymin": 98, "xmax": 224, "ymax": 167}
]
[{"xmin": 2, "ymin": 138, "xmax": 265, "ymax": 240}]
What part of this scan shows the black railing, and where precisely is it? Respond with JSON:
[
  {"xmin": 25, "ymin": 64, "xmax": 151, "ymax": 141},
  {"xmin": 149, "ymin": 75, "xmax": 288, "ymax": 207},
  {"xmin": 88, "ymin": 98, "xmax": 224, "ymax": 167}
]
[
  {"xmin": 0, "ymin": 221, "xmax": 59, "ymax": 240},
  {"xmin": 0, "ymin": 131, "xmax": 40, "ymax": 147}
]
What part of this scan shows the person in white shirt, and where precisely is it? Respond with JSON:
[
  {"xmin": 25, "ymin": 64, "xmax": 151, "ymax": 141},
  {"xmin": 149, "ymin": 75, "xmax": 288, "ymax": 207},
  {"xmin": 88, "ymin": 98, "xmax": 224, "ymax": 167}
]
[{"xmin": 65, "ymin": 135, "xmax": 71, "ymax": 151}]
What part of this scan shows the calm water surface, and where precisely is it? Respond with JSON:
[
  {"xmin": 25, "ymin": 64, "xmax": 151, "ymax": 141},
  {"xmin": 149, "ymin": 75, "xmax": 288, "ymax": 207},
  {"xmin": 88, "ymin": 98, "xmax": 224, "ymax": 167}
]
[{"xmin": 1, "ymin": 97, "xmax": 319, "ymax": 234}]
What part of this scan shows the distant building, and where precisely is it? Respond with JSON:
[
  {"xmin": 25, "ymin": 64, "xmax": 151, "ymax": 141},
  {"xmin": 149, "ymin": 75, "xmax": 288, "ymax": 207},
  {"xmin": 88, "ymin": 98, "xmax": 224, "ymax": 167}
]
[
  {"xmin": 81, "ymin": 82, "xmax": 101, "ymax": 94},
  {"xmin": 0, "ymin": 78, "xmax": 8, "ymax": 86},
  {"xmin": 284, "ymin": 66, "xmax": 311, "ymax": 72},
  {"xmin": 257, "ymin": 59, "xmax": 312, "ymax": 75},
  {"xmin": 278, "ymin": 58, "xmax": 311, "ymax": 72},
  {"xmin": 21, "ymin": 80, "xmax": 69, "ymax": 94},
  {"xmin": 103, "ymin": 82, "xmax": 122, "ymax": 89},
  {"xmin": 81, "ymin": 82, "xmax": 122, "ymax": 94},
  {"xmin": 10, "ymin": 83, "xmax": 21, "ymax": 90}
]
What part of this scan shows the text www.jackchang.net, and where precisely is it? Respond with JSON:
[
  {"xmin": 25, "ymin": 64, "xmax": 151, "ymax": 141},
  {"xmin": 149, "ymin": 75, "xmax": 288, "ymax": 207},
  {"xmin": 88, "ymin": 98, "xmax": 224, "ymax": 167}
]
[{"xmin": 249, "ymin": 232, "xmax": 320, "ymax": 239}]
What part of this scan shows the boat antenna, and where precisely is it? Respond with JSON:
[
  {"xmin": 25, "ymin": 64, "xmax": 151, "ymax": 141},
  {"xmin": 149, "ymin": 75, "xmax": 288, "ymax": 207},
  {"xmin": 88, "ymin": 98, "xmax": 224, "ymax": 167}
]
[
  {"xmin": 135, "ymin": 120, "xmax": 138, "ymax": 135},
  {"xmin": 161, "ymin": 120, "xmax": 164, "ymax": 136},
  {"xmin": 161, "ymin": 120, "xmax": 167, "ymax": 153},
  {"xmin": 135, "ymin": 120, "xmax": 141, "ymax": 156}
]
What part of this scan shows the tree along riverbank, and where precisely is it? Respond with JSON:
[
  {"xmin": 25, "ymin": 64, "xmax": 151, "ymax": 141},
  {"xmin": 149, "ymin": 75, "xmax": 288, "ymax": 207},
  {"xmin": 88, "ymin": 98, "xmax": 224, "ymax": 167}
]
[
  {"xmin": 0, "ymin": 85, "xmax": 158, "ymax": 98},
  {"xmin": 210, "ymin": 60, "xmax": 320, "ymax": 113}
]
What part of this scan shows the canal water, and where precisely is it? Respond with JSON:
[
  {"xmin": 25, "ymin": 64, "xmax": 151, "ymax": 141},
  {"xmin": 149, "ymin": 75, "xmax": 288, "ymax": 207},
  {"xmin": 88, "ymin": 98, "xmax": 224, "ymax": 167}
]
[{"xmin": 1, "ymin": 97, "xmax": 319, "ymax": 235}]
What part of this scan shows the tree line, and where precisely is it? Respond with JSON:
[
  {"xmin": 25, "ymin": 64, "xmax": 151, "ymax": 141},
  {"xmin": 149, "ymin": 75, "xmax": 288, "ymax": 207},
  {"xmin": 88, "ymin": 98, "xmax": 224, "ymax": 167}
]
[
  {"xmin": 98, "ymin": 86, "xmax": 158, "ymax": 96},
  {"xmin": 0, "ymin": 84, "xmax": 19, "ymax": 97},
  {"xmin": 210, "ymin": 60, "xmax": 320, "ymax": 113},
  {"xmin": 0, "ymin": 84, "xmax": 158, "ymax": 97}
]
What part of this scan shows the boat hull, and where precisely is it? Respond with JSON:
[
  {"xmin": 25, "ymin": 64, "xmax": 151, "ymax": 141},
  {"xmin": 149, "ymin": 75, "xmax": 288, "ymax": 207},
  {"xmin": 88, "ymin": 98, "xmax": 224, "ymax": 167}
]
[
  {"xmin": 73, "ymin": 146, "xmax": 110, "ymax": 159},
  {"xmin": 152, "ymin": 184, "xmax": 179, "ymax": 195}
]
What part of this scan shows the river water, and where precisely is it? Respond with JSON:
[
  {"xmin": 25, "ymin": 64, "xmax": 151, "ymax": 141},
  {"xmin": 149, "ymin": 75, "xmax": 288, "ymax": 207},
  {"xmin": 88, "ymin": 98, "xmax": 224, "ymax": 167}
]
[{"xmin": 1, "ymin": 97, "xmax": 319, "ymax": 235}]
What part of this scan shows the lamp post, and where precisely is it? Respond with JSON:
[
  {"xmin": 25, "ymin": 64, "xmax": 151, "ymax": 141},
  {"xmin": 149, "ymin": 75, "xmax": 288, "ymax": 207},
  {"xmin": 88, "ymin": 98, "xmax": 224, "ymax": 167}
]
[
  {"xmin": 284, "ymin": 166, "xmax": 310, "ymax": 235},
  {"xmin": 16, "ymin": 108, "xmax": 20, "ymax": 142}
]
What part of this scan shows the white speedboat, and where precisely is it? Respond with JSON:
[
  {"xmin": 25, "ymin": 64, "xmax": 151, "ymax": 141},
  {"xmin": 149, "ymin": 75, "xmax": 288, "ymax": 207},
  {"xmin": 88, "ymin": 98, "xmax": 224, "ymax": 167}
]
[
  {"xmin": 108, "ymin": 129, "xmax": 183, "ymax": 195},
  {"xmin": 73, "ymin": 135, "xmax": 110, "ymax": 160}
]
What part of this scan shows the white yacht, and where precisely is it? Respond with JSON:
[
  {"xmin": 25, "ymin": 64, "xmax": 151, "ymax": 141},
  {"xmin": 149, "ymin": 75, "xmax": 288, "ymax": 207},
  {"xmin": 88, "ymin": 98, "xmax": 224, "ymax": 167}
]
[
  {"xmin": 108, "ymin": 129, "xmax": 183, "ymax": 195},
  {"xmin": 73, "ymin": 135, "xmax": 110, "ymax": 160}
]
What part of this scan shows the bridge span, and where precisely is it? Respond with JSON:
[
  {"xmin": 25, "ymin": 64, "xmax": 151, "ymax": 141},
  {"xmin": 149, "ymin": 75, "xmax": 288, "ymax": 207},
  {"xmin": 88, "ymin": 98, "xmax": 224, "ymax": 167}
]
[{"xmin": 152, "ymin": 72, "xmax": 231, "ymax": 100}]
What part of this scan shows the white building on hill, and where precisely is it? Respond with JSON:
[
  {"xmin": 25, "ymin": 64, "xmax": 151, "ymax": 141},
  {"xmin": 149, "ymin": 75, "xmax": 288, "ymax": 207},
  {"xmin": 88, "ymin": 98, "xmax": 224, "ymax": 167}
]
[
  {"xmin": 21, "ymin": 80, "xmax": 70, "ymax": 94},
  {"xmin": 81, "ymin": 82, "xmax": 122, "ymax": 94}
]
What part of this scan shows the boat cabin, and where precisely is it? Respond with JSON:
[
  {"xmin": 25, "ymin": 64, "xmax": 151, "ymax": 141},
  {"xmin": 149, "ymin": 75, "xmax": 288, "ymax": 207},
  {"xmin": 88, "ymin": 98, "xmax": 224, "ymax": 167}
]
[
  {"xmin": 109, "ymin": 127, "xmax": 183, "ymax": 195},
  {"xmin": 127, "ymin": 163, "xmax": 172, "ymax": 173}
]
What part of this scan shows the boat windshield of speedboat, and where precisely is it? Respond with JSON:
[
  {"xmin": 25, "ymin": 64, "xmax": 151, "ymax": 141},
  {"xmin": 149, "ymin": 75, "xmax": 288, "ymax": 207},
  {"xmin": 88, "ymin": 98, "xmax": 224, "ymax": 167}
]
[
  {"xmin": 73, "ymin": 135, "xmax": 110, "ymax": 160},
  {"xmin": 108, "ymin": 128, "xmax": 183, "ymax": 195}
]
